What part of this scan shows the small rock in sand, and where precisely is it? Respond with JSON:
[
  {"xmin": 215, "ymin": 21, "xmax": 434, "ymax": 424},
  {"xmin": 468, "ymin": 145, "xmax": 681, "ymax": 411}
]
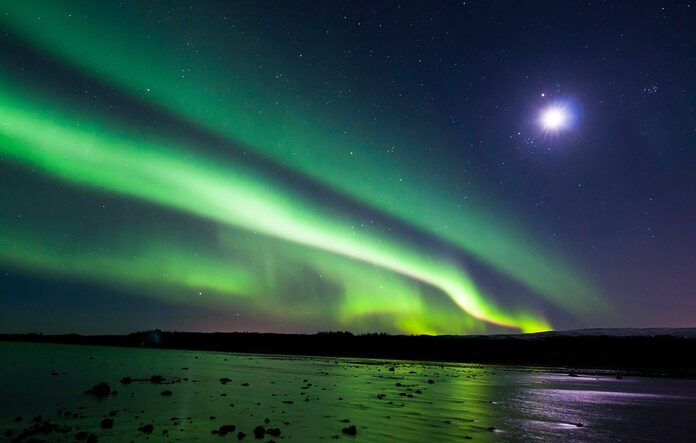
[
  {"xmin": 138, "ymin": 424, "xmax": 154, "ymax": 434},
  {"xmin": 86, "ymin": 382, "xmax": 111, "ymax": 397},
  {"xmin": 342, "ymin": 425, "xmax": 357, "ymax": 436},
  {"xmin": 253, "ymin": 425, "xmax": 266, "ymax": 439},
  {"xmin": 266, "ymin": 428, "xmax": 281, "ymax": 437}
]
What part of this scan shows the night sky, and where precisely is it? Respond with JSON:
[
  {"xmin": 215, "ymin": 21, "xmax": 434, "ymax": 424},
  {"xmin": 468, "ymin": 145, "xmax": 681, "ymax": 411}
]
[{"xmin": 1, "ymin": 1, "xmax": 694, "ymax": 334}]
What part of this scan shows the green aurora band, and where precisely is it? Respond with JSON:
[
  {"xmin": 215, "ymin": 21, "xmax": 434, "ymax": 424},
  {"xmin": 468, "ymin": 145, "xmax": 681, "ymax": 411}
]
[
  {"xmin": 0, "ymin": 3, "xmax": 613, "ymax": 333},
  {"xmin": 0, "ymin": 79, "xmax": 549, "ymax": 333},
  {"xmin": 0, "ymin": 2, "xmax": 605, "ymax": 319}
]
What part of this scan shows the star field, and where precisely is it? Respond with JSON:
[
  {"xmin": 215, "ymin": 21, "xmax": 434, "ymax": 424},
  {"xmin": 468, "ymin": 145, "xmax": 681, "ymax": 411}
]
[{"xmin": 1, "ymin": 1, "xmax": 694, "ymax": 334}]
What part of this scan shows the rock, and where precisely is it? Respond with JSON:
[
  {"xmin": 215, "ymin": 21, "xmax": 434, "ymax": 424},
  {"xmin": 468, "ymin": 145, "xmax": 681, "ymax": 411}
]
[
  {"xmin": 87, "ymin": 382, "xmax": 111, "ymax": 397},
  {"xmin": 150, "ymin": 375, "xmax": 165, "ymax": 384},
  {"xmin": 237, "ymin": 431, "xmax": 247, "ymax": 440},
  {"xmin": 575, "ymin": 423, "xmax": 584, "ymax": 427},
  {"xmin": 213, "ymin": 424, "xmax": 236, "ymax": 436},
  {"xmin": 342, "ymin": 425, "xmax": 357, "ymax": 436},
  {"xmin": 253, "ymin": 425, "xmax": 266, "ymax": 439},
  {"xmin": 138, "ymin": 424, "xmax": 154, "ymax": 434},
  {"xmin": 161, "ymin": 390, "xmax": 173, "ymax": 396},
  {"xmin": 100, "ymin": 418, "xmax": 114, "ymax": 429},
  {"xmin": 220, "ymin": 377, "xmax": 232, "ymax": 384},
  {"xmin": 266, "ymin": 428, "xmax": 281, "ymax": 437}
]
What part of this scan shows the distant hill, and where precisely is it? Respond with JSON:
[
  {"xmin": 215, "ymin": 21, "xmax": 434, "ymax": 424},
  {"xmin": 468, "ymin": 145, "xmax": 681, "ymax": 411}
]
[{"xmin": 458, "ymin": 327, "xmax": 696, "ymax": 339}]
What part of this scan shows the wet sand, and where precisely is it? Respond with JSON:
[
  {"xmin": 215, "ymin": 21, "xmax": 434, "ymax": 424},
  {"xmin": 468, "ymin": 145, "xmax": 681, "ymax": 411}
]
[{"xmin": 1, "ymin": 342, "xmax": 695, "ymax": 442}]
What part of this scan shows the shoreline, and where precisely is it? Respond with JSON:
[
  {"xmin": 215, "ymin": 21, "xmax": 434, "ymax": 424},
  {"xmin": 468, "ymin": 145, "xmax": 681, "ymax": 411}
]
[{"xmin": 2, "ymin": 329, "xmax": 696, "ymax": 378}]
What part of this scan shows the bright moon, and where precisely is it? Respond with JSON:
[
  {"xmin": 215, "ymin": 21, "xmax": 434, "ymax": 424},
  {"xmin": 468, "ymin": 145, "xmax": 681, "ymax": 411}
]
[{"xmin": 540, "ymin": 106, "xmax": 569, "ymax": 131}]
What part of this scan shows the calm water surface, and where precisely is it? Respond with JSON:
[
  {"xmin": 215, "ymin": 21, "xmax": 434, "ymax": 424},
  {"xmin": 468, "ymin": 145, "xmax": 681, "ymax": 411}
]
[{"xmin": 1, "ymin": 342, "xmax": 694, "ymax": 442}]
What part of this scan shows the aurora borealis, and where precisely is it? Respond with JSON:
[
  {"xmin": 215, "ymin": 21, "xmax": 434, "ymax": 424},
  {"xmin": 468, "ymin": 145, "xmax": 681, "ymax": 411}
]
[{"xmin": 1, "ymin": 2, "xmax": 695, "ymax": 334}]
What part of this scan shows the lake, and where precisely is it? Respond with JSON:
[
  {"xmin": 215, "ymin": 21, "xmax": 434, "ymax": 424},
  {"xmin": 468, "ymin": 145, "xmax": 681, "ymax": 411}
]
[{"xmin": 1, "ymin": 342, "xmax": 695, "ymax": 442}]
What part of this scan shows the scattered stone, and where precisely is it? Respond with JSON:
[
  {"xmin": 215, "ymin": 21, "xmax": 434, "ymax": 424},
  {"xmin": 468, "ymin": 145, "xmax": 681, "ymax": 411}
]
[
  {"xmin": 388, "ymin": 367, "xmax": 395, "ymax": 372},
  {"xmin": 568, "ymin": 372, "xmax": 579, "ymax": 377},
  {"xmin": 212, "ymin": 424, "xmax": 236, "ymax": 436},
  {"xmin": 3, "ymin": 430, "xmax": 13, "ymax": 438},
  {"xmin": 575, "ymin": 423, "xmax": 584, "ymax": 427},
  {"xmin": 100, "ymin": 418, "xmax": 114, "ymax": 429},
  {"xmin": 266, "ymin": 428, "xmax": 281, "ymax": 437},
  {"xmin": 151, "ymin": 375, "xmax": 165, "ymax": 384},
  {"xmin": 377, "ymin": 393, "xmax": 386, "ymax": 400},
  {"xmin": 241, "ymin": 382, "xmax": 250, "ymax": 387},
  {"xmin": 341, "ymin": 419, "xmax": 350, "ymax": 423},
  {"xmin": 14, "ymin": 417, "xmax": 22, "ymax": 423},
  {"xmin": 486, "ymin": 426, "xmax": 497, "ymax": 432},
  {"xmin": 427, "ymin": 379, "xmax": 435, "ymax": 384},
  {"xmin": 616, "ymin": 375, "xmax": 624, "ymax": 380},
  {"xmin": 264, "ymin": 418, "xmax": 270, "ymax": 424},
  {"xmin": 86, "ymin": 433, "xmax": 98, "ymax": 443},
  {"xmin": 220, "ymin": 377, "xmax": 232, "ymax": 384},
  {"xmin": 86, "ymin": 382, "xmax": 111, "ymax": 397},
  {"xmin": 253, "ymin": 425, "xmax": 266, "ymax": 439},
  {"xmin": 342, "ymin": 425, "xmax": 357, "ymax": 436},
  {"xmin": 161, "ymin": 390, "xmax": 173, "ymax": 396},
  {"xmin": 237, "ymin": 431, "xmax": 247, "ymax": 440},
  {"xmin": 138, "ymin": 424, "xmax": 154, "ymax": 434},
  {"xmin": 108, "ymin": 410, "xmax": 118, "ymax": 417}
]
